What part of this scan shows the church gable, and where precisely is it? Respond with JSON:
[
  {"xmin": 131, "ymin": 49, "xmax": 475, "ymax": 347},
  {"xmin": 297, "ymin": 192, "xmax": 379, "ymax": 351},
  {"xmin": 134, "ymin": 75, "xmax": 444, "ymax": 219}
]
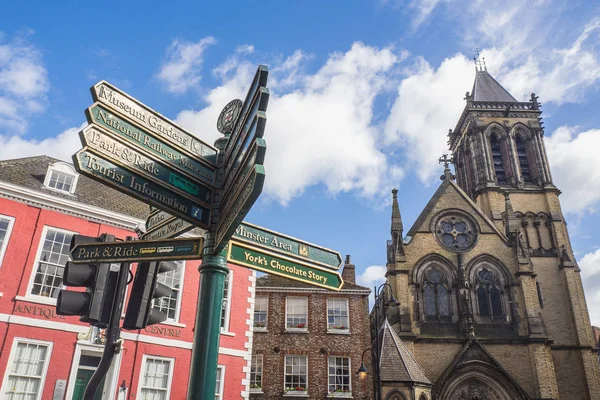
[
  {"xmin": 406, "ymin": 178, "xmax": 507, "ymax": 244},
  {"xmin": 433, "ymin": 339, "xmax": 531, "ymax": 400}
]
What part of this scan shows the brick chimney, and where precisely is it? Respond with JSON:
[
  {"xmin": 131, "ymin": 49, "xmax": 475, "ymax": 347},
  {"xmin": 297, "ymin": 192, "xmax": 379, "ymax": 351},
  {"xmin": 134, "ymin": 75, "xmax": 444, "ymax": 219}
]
[{"xmin": 342, "ymin": 254, "xmax": 355, "ymax": 284}]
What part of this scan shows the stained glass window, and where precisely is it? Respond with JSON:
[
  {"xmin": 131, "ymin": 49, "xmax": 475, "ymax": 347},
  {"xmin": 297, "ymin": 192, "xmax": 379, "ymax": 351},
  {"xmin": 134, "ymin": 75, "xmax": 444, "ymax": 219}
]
[
  {"xmin": 475, "ymin": 267, "xmax": 506, "ymax": 319},
  {"xmin": 422, "ymin": 266, "xmax": 451, "ymax": 321},
  {"xmin": 490, "ymin": 134, "xmax": 507, "ymax": 184},
  {"xmin": 435, "ymin": 215, "xmax": 476, "ymax": 252},
  {"xmin": 516, "ymin": 135, "xmax": 532, "ymax": 183}
]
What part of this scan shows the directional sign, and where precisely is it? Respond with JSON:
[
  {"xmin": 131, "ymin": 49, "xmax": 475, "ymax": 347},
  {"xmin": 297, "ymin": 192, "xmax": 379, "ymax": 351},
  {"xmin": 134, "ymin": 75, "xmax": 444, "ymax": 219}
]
[
  {"xmin": 142, "ymin": 218, "xmax": 194, "ymax": 241},
  {"xmin": 80, "ymin": 126, "xmax": 213, "ymax": 206},
  {"xmin": 86, "ymin": 103, "xmax": 216, "ymax": 188},
  {"xmin": 227, "ymin": 240, "xmax": 343, "ymax": 291},
  {"xmin": 91, "ymin": 80, "xmax": 217, "ymax": 164},
  {"xmin": 233, "ymin": 222, "xmax": 343, "ymax": 271},
  {"xmin": 70, "ymin": 237, "xmax": 204, "ymax": 264},
  {"xmin": 73, "ymin": 149, "xmax": 211, "ymax": 230},
  {"xmin": 215, "ymin": 165, "xmax": 265, "ymax": 252},
  {"xmin": 214, "ymin": 65, "xmax": 270, "ymax": 252},
  {"xmin": 146, "ymin": 209, "xmax": 177, "ymax": 231}
]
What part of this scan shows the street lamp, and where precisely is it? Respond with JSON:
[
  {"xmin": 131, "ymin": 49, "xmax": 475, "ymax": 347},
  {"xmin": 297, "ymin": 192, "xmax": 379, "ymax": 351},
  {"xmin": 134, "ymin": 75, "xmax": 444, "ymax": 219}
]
[{"xmin": 355, "ymin": 282, "xmax": 399, "ymax": 400}]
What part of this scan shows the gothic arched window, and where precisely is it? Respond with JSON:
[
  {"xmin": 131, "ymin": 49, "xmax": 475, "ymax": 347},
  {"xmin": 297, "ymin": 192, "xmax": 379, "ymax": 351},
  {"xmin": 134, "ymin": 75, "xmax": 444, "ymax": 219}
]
[
  {"xmin": 475, "ymin": 266, "xmax": 505, "ymax": 320},
  {"xmin": 422, "ymin": 266, "xmax": 451, "ymax": 321},
  {"xmin": 490, "ymin": 134, "xmax": 507, "ymax": 184},
  {"xmin": 515, "ymin": 135, "xmax": 532, "ymax": 183}
]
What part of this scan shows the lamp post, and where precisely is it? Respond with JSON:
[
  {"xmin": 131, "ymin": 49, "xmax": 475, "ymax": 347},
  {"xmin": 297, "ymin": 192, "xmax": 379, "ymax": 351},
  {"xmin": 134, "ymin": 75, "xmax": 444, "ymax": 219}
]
[{"xmin": 356, "ymin": 282, "xmax": 399, "ymax": 400}]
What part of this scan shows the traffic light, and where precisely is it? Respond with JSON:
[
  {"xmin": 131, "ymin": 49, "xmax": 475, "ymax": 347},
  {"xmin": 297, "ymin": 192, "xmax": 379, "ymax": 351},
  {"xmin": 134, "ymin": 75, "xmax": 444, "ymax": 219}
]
[
  {"xmin": 123, "ymin": 261, "xmax": 177, "ymax": 330},
  {"xmin": 56, "ymin": 234, "xmax": 117, "ymax": 327}
]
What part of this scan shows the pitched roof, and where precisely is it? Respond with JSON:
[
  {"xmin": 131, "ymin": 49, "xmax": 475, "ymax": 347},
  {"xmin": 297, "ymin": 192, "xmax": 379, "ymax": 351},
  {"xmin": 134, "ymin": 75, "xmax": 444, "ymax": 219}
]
[
  {"xmin": 472, "ymin": 70, "xmax": 517, "ymax": 102},
  {"xmin": 255, "ymin": 274, "xmax": 370, "ymax": 292},
  {"xmin": 378, "ymin": 319, "xmax": 431, "ymax": 385},
  {"xmin": 0, "ymin": 155, "xmax": 149, "ymax": 219}
]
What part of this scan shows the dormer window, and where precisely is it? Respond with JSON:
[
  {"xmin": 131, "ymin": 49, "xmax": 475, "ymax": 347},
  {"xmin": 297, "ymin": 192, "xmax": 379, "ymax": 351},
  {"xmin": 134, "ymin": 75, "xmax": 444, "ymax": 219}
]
[{"xmin": 44, "ymin": 162, "xmax": 79, "ymax": 194}]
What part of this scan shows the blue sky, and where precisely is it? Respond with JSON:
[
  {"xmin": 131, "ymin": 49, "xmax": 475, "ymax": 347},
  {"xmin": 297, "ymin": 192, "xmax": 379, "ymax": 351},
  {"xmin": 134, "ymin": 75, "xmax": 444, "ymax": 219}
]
[{"xmin": 3, "ymin": 0, "xmax": 600, "ymax": 323}]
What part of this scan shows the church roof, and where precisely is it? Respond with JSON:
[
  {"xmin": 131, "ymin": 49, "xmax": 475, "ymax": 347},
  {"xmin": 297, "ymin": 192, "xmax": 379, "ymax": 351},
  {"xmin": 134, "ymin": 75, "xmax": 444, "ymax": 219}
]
[
  {"xmin": 472, "ymin": 70, "xmax": 517, "ymax": 102},
  {"xmin": 378, "ymin": 319, "xmax": 431, "ymax": 385}
]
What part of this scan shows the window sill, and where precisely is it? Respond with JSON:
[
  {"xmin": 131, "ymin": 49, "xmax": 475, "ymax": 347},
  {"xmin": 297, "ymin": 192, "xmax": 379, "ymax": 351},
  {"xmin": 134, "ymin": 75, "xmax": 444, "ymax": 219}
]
[
  {"xmin": 327, "ymin": 329, "xmax": 350, "ymax": 335},
  {"xmin": 249, "ymin": 389, "xmax": 263, "ymax": 393},
  {"xmin": 161, "ymin": 320, "xmax": 186, "ymax": 328},
  {"xmin": 253, "ymin": 327, "xmax": 268, "ymax": 332},
  {"xmin": 285, "ymin": 328, "xmax": 309, "ymax": 334},
  {"xmin": 328, "ymin": 393, "xmax": 353, "ymax": 398},
  {"xmin": 220, "ymin": 330, "xmax": 236, "ymax": 337},
  {"xmin": 15, "ymin": 295, "xmax": 57, "ymax": 306},
  {"xmin": 283, "ymin": 391, "xmax": 308, "ymax": 397}
]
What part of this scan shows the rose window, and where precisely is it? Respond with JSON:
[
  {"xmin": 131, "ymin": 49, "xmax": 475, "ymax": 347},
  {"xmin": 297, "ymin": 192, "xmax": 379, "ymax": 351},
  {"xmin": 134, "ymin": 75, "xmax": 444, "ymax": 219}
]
[{"xmin": 434, "ymin": 213, "xmax": 477, "ymax": 252}]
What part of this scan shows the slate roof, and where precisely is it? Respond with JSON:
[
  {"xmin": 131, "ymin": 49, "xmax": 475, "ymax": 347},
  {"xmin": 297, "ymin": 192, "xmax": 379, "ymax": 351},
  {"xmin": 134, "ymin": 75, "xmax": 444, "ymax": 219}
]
[
  {"xmin": 378, "ymin": 319, "xmax": 431, "ymax": 385},
  {"xmin": 0, "ymin": 155, "xmax": 149, "ymax": 219},
  {"xmin": 472, "ymin": 70, "xmax": 517, "ymax": 102},
  {"xmin": 256, "ymin": 273, "xmax": 370, "ymax": 292}
]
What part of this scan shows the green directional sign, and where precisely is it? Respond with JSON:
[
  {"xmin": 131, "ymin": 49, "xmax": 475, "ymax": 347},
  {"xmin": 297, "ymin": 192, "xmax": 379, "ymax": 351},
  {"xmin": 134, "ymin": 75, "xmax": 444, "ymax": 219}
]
[
  {"xmin": 86, "ymin": 103, "xmax": 216, "ymax": 188},
  {"xmin": 70, "ymin": 237, "xmax": 204, "ymax": 263},
  {"xmin": 227, "ymin": 240, "xmax": 343, "ymax": 291},
  {"xmin": 215, "ymin": 165, "xmax": 265, "ymax": 252},
  {"xmin": 80, "ymin": 126, "xmax": 213, "ymax": 206},
  {"xmin": 91, "ymin": 80, "xmax": 218, "ymax": 164},
  {"xmin": 142, "ymin": 218, "xmax": 194, "ymax": 241},
  {"xmin": 73, "ymin": 149, "xmax": 211, "ymax": 230},
  {"xmin": 233, "ymin": 222, "xmax": 343, "ymax": 271}
]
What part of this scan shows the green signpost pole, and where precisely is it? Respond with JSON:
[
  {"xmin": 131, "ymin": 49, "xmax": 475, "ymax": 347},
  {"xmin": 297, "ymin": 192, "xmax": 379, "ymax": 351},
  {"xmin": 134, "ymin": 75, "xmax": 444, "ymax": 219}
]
[
  {"xmin": 188, "ymin": 134, "xmax": 230, "ymax": 400},
  {"xmin": 188, "ymin": 236, "xmax": 228, "ymax": 399}
]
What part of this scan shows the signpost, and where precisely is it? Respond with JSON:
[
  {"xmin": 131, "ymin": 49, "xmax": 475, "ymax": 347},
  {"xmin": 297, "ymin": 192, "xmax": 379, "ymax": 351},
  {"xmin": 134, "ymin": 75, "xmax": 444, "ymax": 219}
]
[
  {"xmin": 69, "ymin": 237, "xmax": 204, "ymax": 263},
  {"xmin": 227, "ymin": 240, "xmax": 343, "ymax": 290},
  {"xmin": 66, "ymin": 65, "xmax": 347, "ymax": 400}
]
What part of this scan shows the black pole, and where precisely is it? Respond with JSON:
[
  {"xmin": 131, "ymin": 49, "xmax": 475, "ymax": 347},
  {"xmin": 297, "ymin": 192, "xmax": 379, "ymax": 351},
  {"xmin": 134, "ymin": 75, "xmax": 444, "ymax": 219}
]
[
  {"xmin": 373, "ymin": 285, "xmax": 382, "ymax": 400},
  {"xmin": 83, "ymin": 257, "xmax": 131, "ymax": 399}
]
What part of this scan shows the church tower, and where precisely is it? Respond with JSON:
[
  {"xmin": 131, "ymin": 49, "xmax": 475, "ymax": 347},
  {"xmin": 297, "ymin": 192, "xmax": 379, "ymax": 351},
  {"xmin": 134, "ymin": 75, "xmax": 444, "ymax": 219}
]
[{"xmin": 381, "ymin": 62, "xmax": 600, "ymax": 400}]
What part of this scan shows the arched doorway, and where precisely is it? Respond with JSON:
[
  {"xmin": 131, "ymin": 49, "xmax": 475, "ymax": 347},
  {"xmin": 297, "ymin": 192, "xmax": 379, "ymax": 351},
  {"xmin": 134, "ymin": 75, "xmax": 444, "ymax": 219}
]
[{"xmin": 440, "ymin": 371, "xmax": 524, "ymax": 400}]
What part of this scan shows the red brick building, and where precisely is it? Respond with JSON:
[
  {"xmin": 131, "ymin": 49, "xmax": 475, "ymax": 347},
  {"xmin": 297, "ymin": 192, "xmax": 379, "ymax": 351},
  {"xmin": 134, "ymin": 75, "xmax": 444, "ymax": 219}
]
[
  {"xmin": 0, "ymin": 156, "xmax": 255, "ymax": 400},
  {"xmin": 249, "ymin": 256, "xmax": 373, "ymax": 399}
]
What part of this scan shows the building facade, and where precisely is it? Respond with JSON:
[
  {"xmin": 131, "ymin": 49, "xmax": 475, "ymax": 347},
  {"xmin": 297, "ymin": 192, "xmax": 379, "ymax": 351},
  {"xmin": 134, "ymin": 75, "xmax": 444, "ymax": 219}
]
[
  {"xmin": 0, "ymin": 156, "xmax": 254, "ymax": 400},
  {"xmin": 380, "ymin": 68, "xmax": 600, "ymax": 399},
  {"xmin": 249, "ymin": 257, "xmax": 373, "ymax": 399}
]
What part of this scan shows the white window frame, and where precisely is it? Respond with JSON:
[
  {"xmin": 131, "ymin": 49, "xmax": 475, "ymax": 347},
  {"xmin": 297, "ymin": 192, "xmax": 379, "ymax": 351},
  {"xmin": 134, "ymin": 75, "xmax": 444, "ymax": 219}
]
[
  {"xmin": 0, "ymin": 214, "xmax": 15, "ymax": 268},
  {"xmin": 327, "ymin": 298, "xmax": 350, "ymax": 333},
  {"xmin": 283, "ymin": 355, "xmax": 308, "ymax": 396},
  {"xmin": 0, "ymin": 337, "xmax": 53, "ymax": 400},
  {"xmin": 221, "ymin": 270, "xmax": 233, "ymax": 333},
  {"xmin": 250, "ymin": 355, "xmax": 263, "ymax": 392},
  {"xmin": 253, "ymin": 296, "xmax": 268, "ymax": 331},
  {"xmin": 327, "ymin": 356, "xmax": 352, "ymax": 397},
  {"xmin": 152, "ymin": 261, "xmax": 185, "ymax": 323},
  {"xmin": 43, "ymin": 162, "xmax": 79, "ymax": 194},
  {"xmin": 25, "ymin": 225, "xmax": 78, "ymax": 305},
  {"xmin": 215, "ymin": 365, "xmax": 226, "ymax": 400},
  {"xmin": 285, "ymin": 296, "xmax": 308, "ymax": 332},
  {"xmin": 136, "ymin": 355, "xmax": 174, "ymax": 400}
]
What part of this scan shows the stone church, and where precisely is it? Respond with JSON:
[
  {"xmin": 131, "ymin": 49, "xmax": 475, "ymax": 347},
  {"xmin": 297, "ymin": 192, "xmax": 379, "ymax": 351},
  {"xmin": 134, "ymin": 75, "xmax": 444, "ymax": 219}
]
[{"xmin": 380, "ymin": 66, "xmax": 600, "ymax": 400}]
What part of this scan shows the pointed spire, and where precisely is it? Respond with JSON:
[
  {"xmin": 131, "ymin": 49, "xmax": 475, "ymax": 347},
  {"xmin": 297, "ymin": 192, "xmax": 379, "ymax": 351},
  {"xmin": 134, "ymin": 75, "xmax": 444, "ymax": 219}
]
[
  {"xmin": 471, "ymin": 69, "xmax": 517, "ymax": 102},
  {"xmin": 504, "ymin": 192, "xmax": 520, "ymax": 240},
  {"xmin": 390, "ymin": 189, "xmax": 406, "ymax": 263},
  {"xmin": 391, "ymin": 188, "xmax": 403, "ymax": 234}
]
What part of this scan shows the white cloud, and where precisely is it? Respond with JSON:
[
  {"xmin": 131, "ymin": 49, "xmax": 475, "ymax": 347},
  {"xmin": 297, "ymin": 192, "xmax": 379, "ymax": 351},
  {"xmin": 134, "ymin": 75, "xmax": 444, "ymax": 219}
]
[
  {"xmin": 580, "ymin": 248, "xmax": 600, "ymax": 326},
  {"xmin": 0, "ymin": 32, "xmax": 48, "ymax": 133},
  {"xmin": 176, "ymin": 42, "xmax": 405, "ymax": 205},
  {"xmin": 545, "ymin": 126, "xmax": 600, "ymax": 215},
  {"xmin": 0, "ymin": 123, "xmax": 84, "ymax": 162},
  {"xmin": 384, "ymin": 54, "xmax": 474, "ymax": 182},
  {"xmin": 357, "ymin": 265, "xmax": 387, "ymax": 287},
  {"xmin": 157, "ymin": 37, "xmax": 216, "ymax": 94}
]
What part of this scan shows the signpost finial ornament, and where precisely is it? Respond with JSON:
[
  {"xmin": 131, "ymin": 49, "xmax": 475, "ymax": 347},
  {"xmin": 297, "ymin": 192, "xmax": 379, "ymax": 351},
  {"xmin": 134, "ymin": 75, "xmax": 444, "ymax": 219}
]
[{"xmin": 217, "ymin": 99, "xmax": 243, "ymax": 135}]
